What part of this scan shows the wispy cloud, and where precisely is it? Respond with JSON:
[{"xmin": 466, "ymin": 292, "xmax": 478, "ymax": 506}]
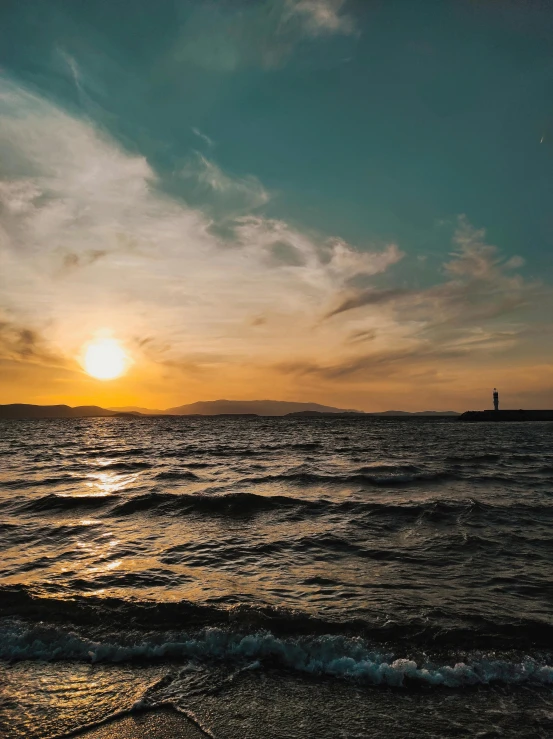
[
  {"xmin": 275, "ymin": 325, "xmax": 525, "ymax": 383},
  {"xmin": 285, "ymin": 0, "xmax": 356, "ymax": 37},
  {"xmin": 273, "ymin": 215, "xmax": 550, "ymax": 402},
  {"xmin": 191, "ymin": 127, "xmax": 214, "ymax": 148},
  {"xmin": 324, "ymin": 216, "xmax": 536, "ymax": 327},
  {"xmin": 59, "ymin": 50, "xmax": 83, "ymax": 95},
  {"xmin": 172, "ymin": 0, "xmax": 357, "ymax": 71},
  {"xmin": 181, "ymin": 153, "xmax": 270, "ymax": 213}
]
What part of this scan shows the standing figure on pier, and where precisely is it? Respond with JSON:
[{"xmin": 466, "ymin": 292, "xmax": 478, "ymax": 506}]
[{"xmin": 493, "ymin": 388, "xmax": 499, "ymax": 412}]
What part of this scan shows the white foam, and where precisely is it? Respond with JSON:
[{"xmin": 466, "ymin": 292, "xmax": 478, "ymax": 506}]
[{"xmin": 2, "ymin": 624, "xmax": 552, "ymax": 688}]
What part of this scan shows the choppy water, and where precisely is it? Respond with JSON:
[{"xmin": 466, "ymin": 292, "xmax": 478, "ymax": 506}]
[{"xmin": 1, "ymin": 416, "xmax": 553, "ymax": 738}]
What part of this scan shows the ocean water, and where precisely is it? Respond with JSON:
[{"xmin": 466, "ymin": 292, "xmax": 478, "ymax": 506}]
[{"xmin": 1, "ymin": 416, "xmax": 553, "ymax": 738}]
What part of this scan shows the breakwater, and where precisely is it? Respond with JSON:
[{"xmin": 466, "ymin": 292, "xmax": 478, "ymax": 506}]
[{"xmin": 460, "ymin": 410, "xmax": 553, "ymax": 422}]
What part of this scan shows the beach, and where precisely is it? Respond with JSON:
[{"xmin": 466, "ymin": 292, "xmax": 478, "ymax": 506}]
[{"xmin": 62, "ymin": 710, "xmax": 205, "ymax": 739}]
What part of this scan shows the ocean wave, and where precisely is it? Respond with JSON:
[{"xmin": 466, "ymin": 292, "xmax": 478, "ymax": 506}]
[
  {"xmin": 154, "ymin": 470, "xmax": 200, "ymax": 481},
  {"xmin": 1, "ymin": 621, "xmax": 552, "ymax": 688},
  {"xmin": 110, "ymin": 490, "xmax": 311, "ymax": 516},
  {"xmin": 0, "ymin": 522, "xmax": 18, "ymax": 531},
  {"xmin": 164, "ymin": 446, "xmax": 264, "ymax": 459},
  {"xmin": 445, "ymin": 453, "xmax": 502, "ymax": 463},
  {"xmin": 247, "ymin": 468, "xmax": 457, "ymax": 487},
  {"xmin": 12, "ymin": 489, "xmax": 553, "ymax": 524},
  {"xmin": 111, "ymin": 492, "xmax": 488, "ymax": 520},
  {"xmin": 99, "ymin": 461, "xmax": 153, "ymax": 471},
  {"xmin": 17, "ymin": 493, "xmax": 120, "ymax": 513},
  {"xmin": 2, "ymin": 587, "xmax": 553, "ymax": 650},
  {"xmin": 249, "ymin": 465, "xmax": 553, "ymax": 487},
  {"xmin": 1, "ymin": 474, "xmax": 87, "ymax": 489}
]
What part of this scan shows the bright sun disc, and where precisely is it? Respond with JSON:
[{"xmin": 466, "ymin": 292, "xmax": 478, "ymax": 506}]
[{"xmin": 84, "ymin": 339, "xmax": 128, "ymax": 380}]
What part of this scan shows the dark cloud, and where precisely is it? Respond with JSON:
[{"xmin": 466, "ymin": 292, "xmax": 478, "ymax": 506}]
[
  {"xmin": 319, "ymin": 346, "xmax": 465, "ymax": 380},
  {"xmin": 325, "ymin": 287, "xmax": 411, "ymax": 319},
  {"xmin": 266, "ymin": 241, "xmax": 307, "ymax": 267},
  {"xmin": 324, "ymin": 221, "xmax": 540, "ymax": 341},
  {"xmin": 61, "ymin": 249, "xmax": 108, "ymax": 272},
  {"xmin": 346, "ymin": 328, "xmax": 377, "ymax": 344},
  {"xmin": 276, "ymin": 324, "xmax": 524, "ymax": 382},
  {"xmin": 135, "ymin": 336, "xmax": 154, "ymax": 348},
  {"xmin": 15, "ymin": 328, "xmax": 40, "ymax": 359},
  {"xmin": 275, "ymin": 344, "xmax": 460, "ymax": 381},
  {"xmin": 0, "ymin": 319, "xmax": 66, "ymax": 367},
  {"xmin": 62, "ymin": 253, "xmax": 80, "ymax": 270}
]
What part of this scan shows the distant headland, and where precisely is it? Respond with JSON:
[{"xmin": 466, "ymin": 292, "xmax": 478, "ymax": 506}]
[{"xmin": 0, "ymin": 400, "xmax": 460, "ymax": 420}]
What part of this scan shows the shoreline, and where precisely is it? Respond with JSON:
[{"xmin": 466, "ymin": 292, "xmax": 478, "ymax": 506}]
[{"xmin": 58, "ymin": 709, "xmax": 207, "ymax": 739}]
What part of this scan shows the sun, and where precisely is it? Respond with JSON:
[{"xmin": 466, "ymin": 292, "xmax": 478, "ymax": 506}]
[{"xmin": 84, "ymin": 338, "xmax": 129, "ymax": 380}]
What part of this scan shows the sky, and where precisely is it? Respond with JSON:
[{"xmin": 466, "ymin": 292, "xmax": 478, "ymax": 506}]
[{"xmin": 1, "ymin": 0, "xmax": 552, "ymax": 412}]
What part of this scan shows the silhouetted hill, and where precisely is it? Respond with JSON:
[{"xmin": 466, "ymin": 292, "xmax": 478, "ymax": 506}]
[
  {"xmin": 285, "ymin": 410, "xmax": 363, "ymax": 417},
  {"xmin": 1, "ymin": 401, "xmax": 461, "ymax": 420},
  {"xmin": 163, "ymin": 400, "xmax": 362, "ymax": 416},
  {"xmin": 108, "ymin": 406, "xmax": 165, "ymax": 415},
  {"xmin": 0, "ymin": 404, "xmax": 119, "ymax": 419}
]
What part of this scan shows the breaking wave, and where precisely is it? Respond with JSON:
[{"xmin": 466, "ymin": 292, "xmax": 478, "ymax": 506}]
[
  {"xmin": 2, "ymin": 587, "xmax": 553, "ymax": 651},
  {"xmin": 2, "ymin": 621, "xmax": 552, "ymax": 688}
]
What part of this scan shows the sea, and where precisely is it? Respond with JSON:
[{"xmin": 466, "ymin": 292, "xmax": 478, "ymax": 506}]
[{"xmin": 1, "ymin": 415, "xmax": 553, "ymax": 738}]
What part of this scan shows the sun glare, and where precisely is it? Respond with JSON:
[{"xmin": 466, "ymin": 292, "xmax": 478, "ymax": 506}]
[{"xmin": 84, "ymin": 338, "xmax": 128, "ymax": 380}]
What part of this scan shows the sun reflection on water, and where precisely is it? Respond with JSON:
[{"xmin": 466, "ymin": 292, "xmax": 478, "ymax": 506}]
[{"xmin": 84, "ymin": 470, "xmax": 137, "ymax": 496}]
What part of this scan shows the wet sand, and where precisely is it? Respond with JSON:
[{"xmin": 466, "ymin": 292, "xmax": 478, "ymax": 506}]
[{"xmin": 75, "ymin": 709, "xmax": 206, "ymax": 738}]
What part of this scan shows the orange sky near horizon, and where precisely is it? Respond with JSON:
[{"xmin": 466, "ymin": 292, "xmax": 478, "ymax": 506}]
[{"xmin": 2, "ymin": 343, "xmax": 553, "ymax": 412}]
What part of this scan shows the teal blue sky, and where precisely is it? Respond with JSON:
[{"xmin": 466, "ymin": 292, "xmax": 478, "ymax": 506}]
[
  {"xmin": 3, "ymin": 0, "xmax": 553, "ymax": 271},
  {"xmin": 0, "ymin": 0, "xmax": 552, "ymax": 410}
]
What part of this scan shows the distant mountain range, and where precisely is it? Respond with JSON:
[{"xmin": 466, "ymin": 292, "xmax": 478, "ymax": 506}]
[
  {"xmin": 110, "ymin": 401, "xmax": 460, "ymax": 417},
  {"xmin": 0, "ymin": 400, "xmax": 460, "ymax": 419},
  {"xmin": 110, "ymin": 400, "xmax": 362, "ymax": 416}
]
